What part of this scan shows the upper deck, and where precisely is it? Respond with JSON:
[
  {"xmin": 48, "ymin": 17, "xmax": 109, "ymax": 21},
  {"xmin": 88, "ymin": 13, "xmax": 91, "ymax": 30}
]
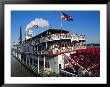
[
  {"xmin": 13, "ymin": 28, "xmax": 86, "ymax": 55},
  {"xmin": 23, "ymin": 29, "xmax": 86, "ymax": 45}
]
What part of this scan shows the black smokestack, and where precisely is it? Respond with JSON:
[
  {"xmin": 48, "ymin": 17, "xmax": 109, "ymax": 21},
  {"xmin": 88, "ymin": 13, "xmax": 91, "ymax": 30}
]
[{"xmin": 19, "ymin": 26, "xmax": 22, "ymax": 44}]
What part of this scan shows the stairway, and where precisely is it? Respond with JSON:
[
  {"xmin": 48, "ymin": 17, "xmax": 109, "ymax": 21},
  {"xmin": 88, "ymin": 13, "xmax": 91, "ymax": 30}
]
[{"xmin": 63, "ymin": 54, "xmax": 90, "ymax": 76}]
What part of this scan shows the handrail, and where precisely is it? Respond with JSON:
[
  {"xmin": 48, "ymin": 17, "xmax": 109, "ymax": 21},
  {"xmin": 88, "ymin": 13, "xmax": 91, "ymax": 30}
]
[
  {"xmin": 63, "ymin": 54, "xmax": 90, "ymax": 74},
  {"xmin": 32, "ymin": 33, "xmax": 86, "ymax": 44},
  {"xmin": 35, "ymin": 46, "xmax": 86, "ymax": 55}
]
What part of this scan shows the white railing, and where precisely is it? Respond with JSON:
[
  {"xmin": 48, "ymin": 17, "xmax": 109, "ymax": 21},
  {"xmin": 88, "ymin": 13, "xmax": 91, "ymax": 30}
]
[
  {"xmin": 35, "ymin": 46, "xmax": 86, "ymax": 55},
  {"xmin": 33, "ymin": 34, "xmax": 86, "ymax": 44}
]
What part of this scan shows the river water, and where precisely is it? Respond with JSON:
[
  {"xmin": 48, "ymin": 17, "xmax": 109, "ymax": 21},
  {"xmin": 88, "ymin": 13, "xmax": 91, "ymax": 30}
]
[{"xmin": 11, "ymin": 55, "xmax": 36, "ymax": 77}]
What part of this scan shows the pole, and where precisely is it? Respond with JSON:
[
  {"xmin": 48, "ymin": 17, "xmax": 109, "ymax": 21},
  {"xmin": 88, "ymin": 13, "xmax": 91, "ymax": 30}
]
[
  {"xmin": 29, "ymin": 58, "xmax": 30, "ymax": 67},
  {"xmin": 61, "ymin": 19, "xmax": 63, "ymax": 29},
  {"xmin": 60, "ymin": 11, "xmax": 63, "ymax": 29},
  {"xmin": 38, "ymin": 56, "xmax": 39, "ymax": 74},
  {"xmin": 20, "ymin": 26, "xmax": 22, "ymax": 44},
  {"xmin": 26, "ymin": 57, "xmax": 27, "ymax": 65},
  {"xmin": 44, "ymin": 56, "xmax": 45, "ymax": 71}
]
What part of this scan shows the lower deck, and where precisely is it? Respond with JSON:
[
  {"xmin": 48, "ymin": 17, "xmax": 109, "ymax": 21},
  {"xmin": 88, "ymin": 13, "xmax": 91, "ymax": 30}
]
[{"xmin": 12, "ymin": 47, "xmax": 100, "ymax": 77}]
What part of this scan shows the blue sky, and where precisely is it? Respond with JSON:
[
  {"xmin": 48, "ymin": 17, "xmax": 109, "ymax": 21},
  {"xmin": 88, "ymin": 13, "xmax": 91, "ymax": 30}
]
[{"xmin": 11, "ymin": 11, "xmax": 100, "ymax": 44}]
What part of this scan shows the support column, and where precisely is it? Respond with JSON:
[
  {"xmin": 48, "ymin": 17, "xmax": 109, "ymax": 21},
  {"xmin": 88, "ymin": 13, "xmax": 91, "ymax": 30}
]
[
  {"xmin": 46, "ymin": 42, "xmax": 47, "ymax": 49},
  {"xmin": 37, "ymin": 45, "xmax": 38, "ymax": 50},
  {"xmin": 32, "ymin": 57, "xmax": 34, "ymax": 65},
  {"xmin": 26, "ymin": 57, "xmax": 27, "ymax": 65},
  {"xmin": 38, "ymin": 56, "xmax": 39, "ymax": 74},
  {"xmin": 29, "ymin": 58, "xmax": 30, "ymax": 67},
  {"xmin": 44, "ymin": 56, "xmax": 45, "ymax": 70}
]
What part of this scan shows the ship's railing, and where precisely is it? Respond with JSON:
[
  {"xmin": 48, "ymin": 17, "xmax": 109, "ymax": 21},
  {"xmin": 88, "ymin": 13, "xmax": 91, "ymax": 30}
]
[
  {"xmin": 34, "ymin": 34, "xmax": 86, "ymax": 44},
  {"xmin": 49, "ymin": 46, "xmax": 86, "ymax": 54},
  {"xmin": 35, "ymin": 46, "xmax": 86, "ymax": 55},
  {"xmin": 78, "ymin": 35, "xmax": 86, "ymax": 40},
  {"xmin": 39, "ymin": 34, "xmax": 72, "ymax": 43}
]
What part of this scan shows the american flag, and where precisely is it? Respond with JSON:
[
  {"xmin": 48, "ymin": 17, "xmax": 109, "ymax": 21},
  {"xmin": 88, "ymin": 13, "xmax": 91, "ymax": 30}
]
[{"xmin": 61, "ymin": 12, "xmax": 73, "ymax": 21}]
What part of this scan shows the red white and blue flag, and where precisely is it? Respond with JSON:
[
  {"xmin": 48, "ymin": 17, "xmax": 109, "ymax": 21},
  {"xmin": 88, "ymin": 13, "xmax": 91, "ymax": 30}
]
[{"xmin": 61, "ymin": 12, "xmax": 73, "ymax": 21}]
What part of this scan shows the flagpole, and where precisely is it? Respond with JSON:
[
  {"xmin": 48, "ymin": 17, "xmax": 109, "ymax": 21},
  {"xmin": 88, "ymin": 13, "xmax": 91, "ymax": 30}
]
[
  {"xmin": 60, "ymin": 11, "xmax": 63, "ymax": 29},
  {"xmin": 61, "ymin": 18, "xmax": 63, "ymax": 29}
]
